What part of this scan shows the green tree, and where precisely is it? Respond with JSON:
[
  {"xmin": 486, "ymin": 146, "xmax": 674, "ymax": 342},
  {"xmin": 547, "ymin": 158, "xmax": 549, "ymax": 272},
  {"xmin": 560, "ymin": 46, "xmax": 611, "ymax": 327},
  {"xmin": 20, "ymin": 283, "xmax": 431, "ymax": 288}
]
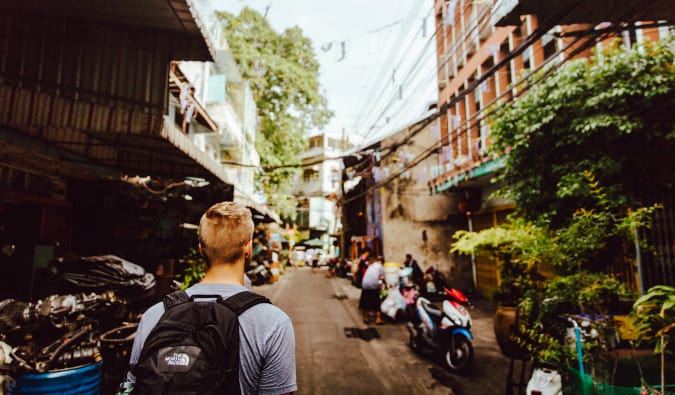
[
  {"xmin": 490, "ymin": 39, "xmax": 675, "ymax": 227},
  {"xmin": 217, "ymin": 8, "xmax": 333, "ymax": 219}
]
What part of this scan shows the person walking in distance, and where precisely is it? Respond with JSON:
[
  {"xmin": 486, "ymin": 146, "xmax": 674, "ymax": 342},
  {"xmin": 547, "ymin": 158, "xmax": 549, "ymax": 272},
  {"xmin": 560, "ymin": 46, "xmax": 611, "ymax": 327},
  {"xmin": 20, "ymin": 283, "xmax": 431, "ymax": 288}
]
[
  {"xmin": 359, "ymin": 255, "xmax": 385, "ymax": 325},
  {"xmin": 122, "ymin": 202, "xmax": 297, "ymax": 394},
  {"xmin": 355, "ymin": 248, "xmax": 370, "ymax": 288},
  {"xmin": 404, "ymin": 253, "xmax": 424, "ymax": 289}
]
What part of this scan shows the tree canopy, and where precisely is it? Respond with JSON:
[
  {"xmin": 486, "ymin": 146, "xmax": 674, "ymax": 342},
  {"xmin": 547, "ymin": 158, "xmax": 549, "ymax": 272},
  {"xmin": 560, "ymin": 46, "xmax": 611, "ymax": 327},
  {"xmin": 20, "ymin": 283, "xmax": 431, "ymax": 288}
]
[
  {"xmin": 490, "ymin": 39, "xmax": 675, "ymax": 226},
  {"xmin": 217, "ymin": 8, "xmax": 333, "ymax": 219}
]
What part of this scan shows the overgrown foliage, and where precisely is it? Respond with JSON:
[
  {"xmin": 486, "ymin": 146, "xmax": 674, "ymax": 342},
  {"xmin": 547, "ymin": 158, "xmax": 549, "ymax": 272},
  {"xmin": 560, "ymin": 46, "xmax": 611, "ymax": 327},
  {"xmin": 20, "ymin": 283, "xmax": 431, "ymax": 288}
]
[
  {"xmin": 452, "ymin": 174, "xmax": 658, "ymax": 372},
  {"xmin": 217, "ymin": 8, "xmax": 333, "ymax": 219},
  {"xmin": 453, "ymin": 38, "xmax": 674, "ymax": 387},
  {"xmin": 490, "ymin": 39, "xmax": 675, "ymax": 227},
  {"xmin": 631, "ymin": 285, "xmax": 675, "ymax": 354},
  {"xmin": 451, "ymin": 219, "xmax": 551, "ymax": 306},
  {"xmin": 518, "ymin": 273, "xmax": 633, "ymax": 367},
  {"xmin": 552, "ymin": 171, "xmax": 661, "ymax": 276},
  {"xmin": 177, "ymin": 247, "xmax": 207, "ymax": 290}
]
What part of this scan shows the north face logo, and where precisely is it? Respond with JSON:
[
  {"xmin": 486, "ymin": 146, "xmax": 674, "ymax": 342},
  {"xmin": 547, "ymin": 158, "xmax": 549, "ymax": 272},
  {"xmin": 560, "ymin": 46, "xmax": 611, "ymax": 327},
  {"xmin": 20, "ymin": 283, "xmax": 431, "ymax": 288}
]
[
  {"xmin": 165, "ymin": 352, "xmax": 190, "ymax": 366},
  {"xmin": 158, "ymin": 346, "xmax": 200, "ymax": 372}
]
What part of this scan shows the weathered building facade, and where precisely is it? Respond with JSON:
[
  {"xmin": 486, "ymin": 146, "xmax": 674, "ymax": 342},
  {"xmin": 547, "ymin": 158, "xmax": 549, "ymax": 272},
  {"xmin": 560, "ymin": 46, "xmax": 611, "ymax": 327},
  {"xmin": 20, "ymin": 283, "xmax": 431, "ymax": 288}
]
[
  {"xmin": 430, "ymin": 0, "xmax": 674, "ymax": 296},
  {"xmin": 0, "ymin": 0, "xmax": 271, "ymax": 300}
]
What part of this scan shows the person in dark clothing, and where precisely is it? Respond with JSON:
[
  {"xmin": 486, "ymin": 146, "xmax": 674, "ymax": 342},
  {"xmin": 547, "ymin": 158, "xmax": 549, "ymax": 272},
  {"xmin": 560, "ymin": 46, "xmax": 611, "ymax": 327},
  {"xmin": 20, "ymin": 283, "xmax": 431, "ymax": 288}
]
[
  {"xmin": 404, "ymin": 253, "xmax": 424, "ymax": 288},
  {"xmin": 354, "ymin": 248, "xmax": 370, "ymax": 288}
]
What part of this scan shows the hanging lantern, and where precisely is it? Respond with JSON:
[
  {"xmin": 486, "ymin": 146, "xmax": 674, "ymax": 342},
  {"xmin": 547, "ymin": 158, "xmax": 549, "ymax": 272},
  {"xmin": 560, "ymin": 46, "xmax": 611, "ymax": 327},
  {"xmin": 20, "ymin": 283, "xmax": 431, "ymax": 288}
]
[{"xmin": 457, "ymin": 197, "xmax": 481, "ymax": 215}]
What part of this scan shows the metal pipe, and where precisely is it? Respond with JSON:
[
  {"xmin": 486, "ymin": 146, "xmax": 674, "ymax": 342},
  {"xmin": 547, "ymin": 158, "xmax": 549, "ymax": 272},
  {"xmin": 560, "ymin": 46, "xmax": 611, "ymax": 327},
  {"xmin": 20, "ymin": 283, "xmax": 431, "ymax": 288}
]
[{"xmin": 567, "ymin": 316, "xmax": 586, "ymax": 387}]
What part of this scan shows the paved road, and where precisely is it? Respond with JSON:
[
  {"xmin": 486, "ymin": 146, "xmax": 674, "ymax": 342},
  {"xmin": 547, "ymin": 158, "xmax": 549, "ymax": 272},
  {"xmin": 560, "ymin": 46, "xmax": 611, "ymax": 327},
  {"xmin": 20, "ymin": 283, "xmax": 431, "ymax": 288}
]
[{"xmin": 255, "ymin": 267, "xmax": 513, "ymax": 395}]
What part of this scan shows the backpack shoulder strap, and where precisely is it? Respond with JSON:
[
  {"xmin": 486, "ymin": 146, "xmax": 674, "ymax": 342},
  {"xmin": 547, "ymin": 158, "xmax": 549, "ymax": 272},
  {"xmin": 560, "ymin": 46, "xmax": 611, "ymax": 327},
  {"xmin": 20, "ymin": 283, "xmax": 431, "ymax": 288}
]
[
  {"xmin": 162, "ymin": 290, "xmax": 190, "ymax": 310},
  {"xmin": 219, "ymin": 291, "xmax": 270, "ymax": 315}
]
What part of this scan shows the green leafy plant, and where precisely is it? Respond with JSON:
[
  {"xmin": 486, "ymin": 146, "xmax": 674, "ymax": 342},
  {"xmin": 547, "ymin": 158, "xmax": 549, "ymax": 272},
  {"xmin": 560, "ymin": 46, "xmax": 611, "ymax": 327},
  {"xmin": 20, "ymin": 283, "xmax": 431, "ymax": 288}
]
[
  {"xmin": 517, "ymin": 273, "xmax": 633, "ymax": 367},
  {"xmin": 177, "ymin": 247, "xmax": 207, "ymax": 290},
  {"xmin": 631, "ymin": 285, "xmax": 675, "ymax": 392},
  {"xmin": 632, "ymin": 285, "xmax": 675, "ymax": 353},
  {"xmin": 475, "ymin": 38, "xmax": 672, "ymax": 388},
  {"xmin": 489, "ymin": 39, "xmax": 675, "ymax": 227},
  {"xmin": 217, "ymin": 8, "xmax": 333, "ymax": 219},
  {"xmin": 451, "ymin": 219, "xmax": 551, "ymax": 306}
]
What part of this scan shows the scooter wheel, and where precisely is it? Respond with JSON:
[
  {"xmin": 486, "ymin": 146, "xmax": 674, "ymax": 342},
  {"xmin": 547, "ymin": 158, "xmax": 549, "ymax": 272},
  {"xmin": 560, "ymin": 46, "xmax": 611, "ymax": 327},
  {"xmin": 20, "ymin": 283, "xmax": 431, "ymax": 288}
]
[
  {"xmin": 409, "ymin": 332, "xmax": 424, "ymax": 354},
  {"xmin": 443, "ymin": 335, "xmax": 473, "ymax": 374}
]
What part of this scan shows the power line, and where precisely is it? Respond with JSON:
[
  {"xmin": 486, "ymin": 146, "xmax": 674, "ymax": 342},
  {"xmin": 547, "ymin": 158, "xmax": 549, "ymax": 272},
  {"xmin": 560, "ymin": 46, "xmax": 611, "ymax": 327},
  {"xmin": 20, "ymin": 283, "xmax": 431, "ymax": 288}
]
[
  {"xmin": 354, "ymin": 7, "xmax": 434, "ymax": 136},
  {"xmin": 356, "ymin": 2, "xmax": 494, "ymax": 146},
  {"xmin": 352, "ymin": 0, "xmax": 428, "ymax": 131},
  {"xmin": 358, "ymin": 1, "xmax": 497, "ymax": 144},
  {"xmin": 340, "ymin": 0, "xmax": 654, "ymax": 205}
]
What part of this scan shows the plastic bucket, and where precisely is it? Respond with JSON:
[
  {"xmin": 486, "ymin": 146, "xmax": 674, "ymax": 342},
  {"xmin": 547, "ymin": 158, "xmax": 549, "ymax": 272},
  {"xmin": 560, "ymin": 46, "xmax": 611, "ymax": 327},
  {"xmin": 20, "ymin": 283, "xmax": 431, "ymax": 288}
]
[
  {"xmin": 383, "ymin": 262, "xmax": 401, "ymax": 287},
  {"xmin": 7, "ymin": 361, "xmax": 103, "ymax": 395},
  {"xmin": 399, "ymin": 267, "xmax": 414, "ymax": 287}
]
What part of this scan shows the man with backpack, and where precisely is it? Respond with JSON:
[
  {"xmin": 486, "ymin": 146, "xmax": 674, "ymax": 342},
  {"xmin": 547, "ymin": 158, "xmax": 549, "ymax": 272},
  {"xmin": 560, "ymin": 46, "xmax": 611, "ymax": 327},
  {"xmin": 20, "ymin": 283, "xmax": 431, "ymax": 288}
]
[{"xmin": 120, "ymin": 202, "xmax": 297, "ymax": 395}]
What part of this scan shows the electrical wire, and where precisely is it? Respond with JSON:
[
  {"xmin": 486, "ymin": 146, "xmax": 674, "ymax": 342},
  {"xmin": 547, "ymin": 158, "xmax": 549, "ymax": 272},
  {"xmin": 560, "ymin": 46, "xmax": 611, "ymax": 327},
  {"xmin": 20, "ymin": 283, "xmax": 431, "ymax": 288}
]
[
  {"xmin": 352, "ymin": 0, "xmax": 428, "ymax": 132},
  {"xmin": 356, "ymin": 8, "xmax": 439, "ymax": 140},
  {"xmin": 358, "ymin": 1, "xmax": 496, "ymax": 144},
  {"xmin": 339, "ymin": 0, "xmax": 656, "ymax": 206}
]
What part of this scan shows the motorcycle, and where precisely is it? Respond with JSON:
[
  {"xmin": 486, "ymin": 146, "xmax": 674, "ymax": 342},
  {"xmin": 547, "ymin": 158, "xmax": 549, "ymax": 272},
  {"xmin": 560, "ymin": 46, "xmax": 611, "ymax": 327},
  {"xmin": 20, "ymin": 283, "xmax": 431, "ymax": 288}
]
[
  {"xmin": 406, "ymin": 287, "xmax": 474, "ymax": 373},
  {"xmin": 0, "ymin": 291, "xmax": 121, "ymax": 374}
]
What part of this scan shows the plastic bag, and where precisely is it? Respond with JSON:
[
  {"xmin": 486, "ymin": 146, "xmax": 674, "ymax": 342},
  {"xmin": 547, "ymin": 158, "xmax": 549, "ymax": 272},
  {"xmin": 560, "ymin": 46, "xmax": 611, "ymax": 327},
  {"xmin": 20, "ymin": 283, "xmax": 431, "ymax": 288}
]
[
  {"xmin": 526, "ymin": 366, "xmax": 562, "ymax": 395},
  {"xmin": 380, "ymin": 287, "xmax": 406, "ymax": 319}
]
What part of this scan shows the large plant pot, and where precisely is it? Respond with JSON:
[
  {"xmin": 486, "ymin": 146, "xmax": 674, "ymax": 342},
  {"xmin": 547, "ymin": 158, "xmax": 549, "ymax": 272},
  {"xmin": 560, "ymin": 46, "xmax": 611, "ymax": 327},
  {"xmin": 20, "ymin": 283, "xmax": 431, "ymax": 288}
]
[{"xmin": 493, "ymin": 305, "xmax": 529, "ymax": 359}]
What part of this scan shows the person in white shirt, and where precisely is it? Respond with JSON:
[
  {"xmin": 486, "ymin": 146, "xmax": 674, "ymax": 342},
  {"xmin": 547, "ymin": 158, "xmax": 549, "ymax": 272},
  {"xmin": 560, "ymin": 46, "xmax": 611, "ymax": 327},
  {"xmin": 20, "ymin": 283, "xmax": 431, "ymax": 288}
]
[{"xmin": 359, "ymin": 256, "xmax": 385, "ymax": 324}]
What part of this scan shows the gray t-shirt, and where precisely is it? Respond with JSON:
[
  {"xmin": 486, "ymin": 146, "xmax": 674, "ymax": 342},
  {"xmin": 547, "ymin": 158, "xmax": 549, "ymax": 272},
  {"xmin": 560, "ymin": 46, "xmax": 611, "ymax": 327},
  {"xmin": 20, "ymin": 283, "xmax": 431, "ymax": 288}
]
[{"xmin": 126, "ymin": 283, "xmax": 297, "ymax": 395}]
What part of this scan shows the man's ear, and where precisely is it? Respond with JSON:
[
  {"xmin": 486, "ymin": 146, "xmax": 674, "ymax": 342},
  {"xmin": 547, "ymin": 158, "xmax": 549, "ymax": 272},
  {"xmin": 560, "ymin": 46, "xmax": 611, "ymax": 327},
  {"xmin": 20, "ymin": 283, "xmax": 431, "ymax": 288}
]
[{"xmin": 198, "ymin": 243, "xmax": 205, "ymax": 257}]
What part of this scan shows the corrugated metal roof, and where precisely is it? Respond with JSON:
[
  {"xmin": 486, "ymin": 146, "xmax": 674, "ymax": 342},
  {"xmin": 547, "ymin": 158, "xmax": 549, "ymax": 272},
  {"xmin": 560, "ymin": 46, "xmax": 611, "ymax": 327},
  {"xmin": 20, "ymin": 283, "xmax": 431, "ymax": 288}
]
[{"xmin": 5, "ymin": 0, "xmax": 216, "ymax": 60}]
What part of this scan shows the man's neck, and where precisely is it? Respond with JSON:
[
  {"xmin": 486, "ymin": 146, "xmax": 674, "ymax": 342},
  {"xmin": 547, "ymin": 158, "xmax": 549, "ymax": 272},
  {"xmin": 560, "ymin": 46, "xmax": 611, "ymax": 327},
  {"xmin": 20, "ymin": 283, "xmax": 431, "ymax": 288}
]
[{"xmin": 200, "ymin": 260, "xmax": 245, "ymax": 286}]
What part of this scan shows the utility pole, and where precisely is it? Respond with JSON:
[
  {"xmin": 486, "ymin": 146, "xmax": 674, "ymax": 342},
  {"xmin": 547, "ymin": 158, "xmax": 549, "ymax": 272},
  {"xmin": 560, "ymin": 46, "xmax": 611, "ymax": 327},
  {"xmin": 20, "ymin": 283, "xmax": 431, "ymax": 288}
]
[{"xmin": 339, "ymin": 128, "xmax": 347, "ymax": 260}]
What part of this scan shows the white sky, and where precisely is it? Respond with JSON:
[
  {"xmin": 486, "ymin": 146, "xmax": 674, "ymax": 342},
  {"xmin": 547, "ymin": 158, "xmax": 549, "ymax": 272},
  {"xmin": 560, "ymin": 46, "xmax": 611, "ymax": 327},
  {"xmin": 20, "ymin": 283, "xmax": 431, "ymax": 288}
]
[{"xmin": 211, "ymin": 0, "xmax": 437, "ymax": 144}]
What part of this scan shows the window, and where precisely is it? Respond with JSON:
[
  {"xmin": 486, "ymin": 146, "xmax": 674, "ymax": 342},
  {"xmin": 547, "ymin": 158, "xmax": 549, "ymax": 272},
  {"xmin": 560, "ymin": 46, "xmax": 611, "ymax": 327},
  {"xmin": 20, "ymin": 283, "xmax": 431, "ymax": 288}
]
[
  {"xmin": 308, "ymin": 137, "xmax": 322, "ymax": 149},
  {"xmin": 543, "ymin": 39, "xmax": 557, "ymax": 60},
  {"xmin": 303, "ymin": 169, "xmax": 319, "ymax": 183}
]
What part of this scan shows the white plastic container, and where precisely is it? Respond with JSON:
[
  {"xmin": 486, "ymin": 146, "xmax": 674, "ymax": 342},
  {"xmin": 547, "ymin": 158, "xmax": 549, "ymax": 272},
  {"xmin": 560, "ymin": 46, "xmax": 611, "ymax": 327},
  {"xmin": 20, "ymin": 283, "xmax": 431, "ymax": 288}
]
[{"xmin": 383, "ymin": 262, "xmax": 401, "ymax": 288}]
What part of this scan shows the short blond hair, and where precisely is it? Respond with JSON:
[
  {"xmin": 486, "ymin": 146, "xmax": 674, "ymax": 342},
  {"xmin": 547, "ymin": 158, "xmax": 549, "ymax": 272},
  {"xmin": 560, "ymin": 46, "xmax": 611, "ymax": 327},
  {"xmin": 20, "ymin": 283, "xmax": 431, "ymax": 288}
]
[{"xmin": 198, "ymin": 202, "xmax": 253, "ymax": 264}]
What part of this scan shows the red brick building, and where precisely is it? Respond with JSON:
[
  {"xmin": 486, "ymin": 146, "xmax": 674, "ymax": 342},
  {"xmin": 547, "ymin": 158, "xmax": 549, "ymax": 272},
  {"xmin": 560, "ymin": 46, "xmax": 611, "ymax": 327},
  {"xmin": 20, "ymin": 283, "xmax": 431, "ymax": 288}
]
[{"xmin": 430, "ymin": 0, "xmax": 673, "ymax": 296}]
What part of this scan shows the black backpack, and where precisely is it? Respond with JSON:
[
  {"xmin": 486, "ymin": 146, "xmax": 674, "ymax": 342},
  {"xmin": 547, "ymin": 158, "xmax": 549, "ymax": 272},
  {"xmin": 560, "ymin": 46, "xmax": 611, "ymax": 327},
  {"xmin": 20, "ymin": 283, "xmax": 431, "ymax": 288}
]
[{"xmin": 131, "ymin": 290, "xmax": 270, "ymax": 395}]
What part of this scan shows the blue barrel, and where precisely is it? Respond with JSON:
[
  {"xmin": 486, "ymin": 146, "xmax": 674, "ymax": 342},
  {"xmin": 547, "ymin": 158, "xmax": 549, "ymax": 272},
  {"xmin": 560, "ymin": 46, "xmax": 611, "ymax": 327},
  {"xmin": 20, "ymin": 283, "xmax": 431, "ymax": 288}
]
[{"xmin": 8, "ymin": 361, "xmax": 102, "ymax": 395}]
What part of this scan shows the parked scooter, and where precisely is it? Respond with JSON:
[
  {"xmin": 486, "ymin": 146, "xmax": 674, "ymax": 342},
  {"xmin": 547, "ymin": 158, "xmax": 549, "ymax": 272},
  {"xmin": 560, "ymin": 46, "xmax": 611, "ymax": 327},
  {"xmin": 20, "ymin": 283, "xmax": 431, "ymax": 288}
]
[{"xmin": 406, "ymin": 287, "xmax": 474, "ymax": 373}]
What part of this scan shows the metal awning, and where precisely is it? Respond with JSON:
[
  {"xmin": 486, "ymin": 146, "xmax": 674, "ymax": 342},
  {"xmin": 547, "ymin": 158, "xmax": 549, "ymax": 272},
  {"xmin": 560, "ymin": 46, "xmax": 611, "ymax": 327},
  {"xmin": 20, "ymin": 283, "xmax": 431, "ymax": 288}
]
[
  {"xmin": 493, "ymin": 0, "xmax": 675, "ymax": 26},
  {"xmin": 5, "ymin": 0, "xmax": 217, "ymax": 60},
  {"xmin": 233, "ymin": 190, "xmax": 281, "ymax": 224},
  {"xmin": 432, "ymin": 157, "xmax": 505, "ymax": 195},
  {"xmin": 0, "ymin": 121, "xmax": 235, "ymax": 185}
]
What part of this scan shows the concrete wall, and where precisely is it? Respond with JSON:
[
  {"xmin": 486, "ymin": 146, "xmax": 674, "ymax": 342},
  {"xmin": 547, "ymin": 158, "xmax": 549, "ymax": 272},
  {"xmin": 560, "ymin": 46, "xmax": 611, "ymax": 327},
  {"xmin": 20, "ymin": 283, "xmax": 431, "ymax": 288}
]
[{"xmin": 378, "ymin": 116, "xmax": 474, "ymax": 290}]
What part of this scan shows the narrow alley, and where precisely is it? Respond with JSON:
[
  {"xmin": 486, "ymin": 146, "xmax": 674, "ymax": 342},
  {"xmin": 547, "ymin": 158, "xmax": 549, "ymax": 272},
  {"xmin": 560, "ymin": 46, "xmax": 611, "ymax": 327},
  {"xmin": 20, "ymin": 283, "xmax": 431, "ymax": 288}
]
[{"xmin": 255, "ymin": 267, "xmax": 511, "ymax": 395}]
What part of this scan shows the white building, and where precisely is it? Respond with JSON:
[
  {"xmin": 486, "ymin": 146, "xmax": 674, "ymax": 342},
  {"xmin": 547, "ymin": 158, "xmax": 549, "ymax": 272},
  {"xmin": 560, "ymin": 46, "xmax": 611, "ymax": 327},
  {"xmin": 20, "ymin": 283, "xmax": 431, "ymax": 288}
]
[
  {"xmin": 293, "ymin": 131, "xmax": 361, "ymax": 242},
  {"xmin": 169, "ymin": 11, "xmax": 271, "ymax": 218}
]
